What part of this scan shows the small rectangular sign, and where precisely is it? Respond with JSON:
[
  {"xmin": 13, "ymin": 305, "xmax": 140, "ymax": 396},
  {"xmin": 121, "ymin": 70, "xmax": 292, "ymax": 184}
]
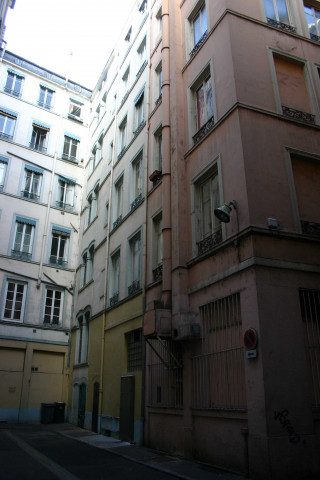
[{"xmin": 246, "ymin": 349, "xmax": 257, "ymax": 359}]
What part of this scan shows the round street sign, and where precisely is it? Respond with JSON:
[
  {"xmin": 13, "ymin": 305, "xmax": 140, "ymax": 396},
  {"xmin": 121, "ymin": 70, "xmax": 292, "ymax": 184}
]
[{"xmin": 244, "ymin": 328, "xmax": 257, "ymax": 350}]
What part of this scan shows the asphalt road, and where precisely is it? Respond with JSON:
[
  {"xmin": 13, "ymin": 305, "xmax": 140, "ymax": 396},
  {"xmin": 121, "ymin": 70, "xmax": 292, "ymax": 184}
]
[{"xmin": 0, "ymin": 427, "xmax": 178, "ymax": 480}]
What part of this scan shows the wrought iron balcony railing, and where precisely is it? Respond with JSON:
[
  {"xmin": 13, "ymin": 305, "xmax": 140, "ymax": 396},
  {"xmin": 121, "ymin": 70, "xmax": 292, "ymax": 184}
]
[
  {"xmin": 301, "ymin": 220, "xmax": 320, "ymax": 238},
  {"xmin": 49, "ymin": 255, "xmax": 68, "ymax": 267},
  {"xmin": 152, "ymin": 264, "xmax": 163, "ymax": 282},
  {"xmin": 128, "ymin": 280, "xmax": 140, "ymax": 296},
  {"xmin": 267, "ymin": 18, "xmax": 296, "ymax": 33},
  {"xmin": 131, "ymin": 193, "xmax": 142, "ymax": 210},
  {"xmin": 11, "ymin": 250, "xmax": 32, "ymax": 260},
  {"xmin": 190, "ymin": 31, "xmax": 208, "ymax": 58},
  {"xmin": 193, "ymin": 116, "xmax": 214, "ymax": 144},
  {"xmin": 0, "ymin": 131, "xmax": 13, "ymax": 141},
  {"xmin": 29, "ymin": 142, "xmax": 47, "ymax": 153},
  {"xmin": 197, "ymin": 229, "xmax": 222, "ymax": 256},
  {"xmin": 21, "ymin": 190, "xmax": 40, "ymax": 201},
  {"xmin": 282, "ymin": 105, "xmax": 315, "ymax": 124},
  {"xmin": 110, "ymin": 293, "xmax": 119, "ymax": 306},
  {"xmin": 113, "ymin": 215, "xmax": 122, "ymax": 229},
  {"xmin": 4, "ymin": 87, "xmax": 21, "ymax": 97},
  {"xmin": 55, "ymin": 200, "xmax": 74, "ymax": 212}
]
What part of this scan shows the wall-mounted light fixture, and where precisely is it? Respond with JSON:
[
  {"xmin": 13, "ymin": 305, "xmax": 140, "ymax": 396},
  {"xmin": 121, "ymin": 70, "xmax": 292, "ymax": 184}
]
[{"xmin": 214, "ymin": 200, "xmax": 237, "ymax": 223}]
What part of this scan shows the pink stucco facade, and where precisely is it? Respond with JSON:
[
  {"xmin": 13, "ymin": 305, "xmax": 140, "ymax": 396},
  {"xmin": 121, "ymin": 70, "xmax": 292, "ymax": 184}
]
[{"xmin": 144, "ymin": 1, "xmax": 320, "ymax": 479}]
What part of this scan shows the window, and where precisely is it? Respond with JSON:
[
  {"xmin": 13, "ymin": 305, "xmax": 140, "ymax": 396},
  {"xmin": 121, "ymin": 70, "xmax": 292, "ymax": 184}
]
[
  {"xmin": 85, "ymin": 185, "xmax": 99, "ymax": 228},
  {"xmin": 155, "ymin": 62, "xmax": 162, "ymax": 105},
  {"xmin": 273, "ymin": 54, "xmax": 314, "ymax": 123},
  {"xmin": 80, "ymin": 245, "xmax": 94, "ymax": 287},
  {"xmin": 75, "ymin": 312, "xmax": 90, "ymax": 364},
  {"xmin": 0, "ymin": 107, "xmax": 17, "ymax": 141},
  {"xmin": 155, "ymin": 7, "xmax": 162, "ymax": 38},
  {"xmin": 89, "ymin": 135, "xmax": 103, "ymax": 174},
  {"xmin": 131, "ymin": 154, "xmax": 143, "ymax": 209},
  {"xmin": 68, "ymin": 98, "xmax": 82, "ymax": 120},
  {"xmin": 125, "ymin": 26, "xmax": 132, "ymax": 42},
  {"xmin": 0, "ymin": 156, "xmax": 8, "ymax": 191},
  {"xmin": 2, "ymin": 280, "xmax": 27, "ymax": 322},
  {"xmin": 113, "ymin": 176, "xmax": 124, "ymax": 227},
  {"xmin": 38, "ymin": 85, "xmax": 54, "ymax": 109},
  {"xmin": 139, "ymin": 0, "xmax": 147, "ymax": 14},
  {"xmin": 192, "ymin": 293, "xmax": 246, "ymax": 409},
  {"xmin": 109, "ymin": 141, "xmax": 113, "ymax": 164},
  {"xmin": 193, "ymin": 3, "xmax": 207, "ymax": 46},
  {"xmin": 12, "ymin": 217, "xmax": 35, "ymax": 260},
  {"xmin": 30, "ymin": 122, "xmax": 50, "ymax": 153},
  {"xmin": 264, "ymin": 0, "xmax": 294, "ymax": 30},
  {"xmin": 153, "ymin": 125, "xmax": 162, "ymax": 174},
  {"xmin": 49, "ymin": 227, "xmax": 70, "ymax": 267},
  {"xmin": 21, "ymin": 165, "xmax": 43, "ymax": 201},
  {"xmin": 4, "ymin": 70, "xmax": 24, "ymax": 97},
  {"xmin": 304, "ymin": 3, "xmax": 320, "ymax": 41},
  {"xmin": 119, "ymin": 116, "xmax": 127, "ymax": 155},
  {"xmin": 195, "ymin": 170, "xmax": 221, "ymax": 255},
  {"xmin": 128, "ymin": 233, "xmax": 141, "ymax": 295},
  {"xmin": 44, "ymin": 288, "xmax": 63, "ymax": 325},
  {"xmin": 126, "ymin": 329, "xmax": 143, "ymax": 371},
  {"xmin": 137, "ymin": 37, "xmax": 147, "ymax": 73},
  {"xmin": 62, "ymin": 134, "xmax": 79, "ymax": 162},
  {"xmin": 190, "ymin": 67, "xmax": 215, "ymax": 143},
  {"xmin": 152, "ymin": 213, "xmax": 163, "ymax": 281},
  {"xmin": 110, "ymin": 250, "xmax": 120, "ymax": 305},
  {"xmin": 299, "ymin": 289, "xmax": 320, "ymax": 406},
  {"xmin": 122, "ymin": 67, "xmax": 130, "ymax": 99},
  {"xmin": 134, "ymin": 89, "xmax": 145, "ymax": 133},
  {"xmin": 56, "ymin": 175, "xmax": 75, "ymax": 211}
]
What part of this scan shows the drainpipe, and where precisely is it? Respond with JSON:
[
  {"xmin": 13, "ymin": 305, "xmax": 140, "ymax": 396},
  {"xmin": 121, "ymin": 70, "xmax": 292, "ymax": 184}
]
[
  {"xmin": 161, "ymin": 0, "xmax": 172, "ymax": 309},
  {"xmin": 98, "ymin": 53, "xmax": 120, "ymax": 433}
]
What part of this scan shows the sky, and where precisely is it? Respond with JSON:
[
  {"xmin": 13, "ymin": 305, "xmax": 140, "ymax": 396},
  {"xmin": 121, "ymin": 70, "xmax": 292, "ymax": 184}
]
[{"xmin": 5, "ymin": 0, "xmax": 136, "ymax": 89}]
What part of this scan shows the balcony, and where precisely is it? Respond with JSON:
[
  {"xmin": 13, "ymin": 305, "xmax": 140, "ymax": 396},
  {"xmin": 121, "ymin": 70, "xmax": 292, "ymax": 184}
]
[
  {"xmin": 152, "ymin": 264, "xmax": 163, "ymax": 282},
  {"xmin": 113, "ymin": 215, "xmax": 122, "ymax": 229},
  {"xmin": 301, "ymin": 220, "xmax": 320, "ymax": 238},
  {"xmin": 128, "ymin": 280, "xmax": 140, "ymax": 296},
  {"xmin": 190, "ymin": 31, "xmax": 208, "ymax": 59},
  {"xmin": 110, "ymin": 293, "xmax": 119, "ymax": 306},
  {"xmin": 149, "ymin": 170, "xmax": 162, "ymax": 187},
  {"xmin": 310, "ymin": 33, "xmax": 320, "ymax": 42},
  {"xmin": 55, "ymin": 200, "xmax": 74, "ymax": 212},
  {"xmin": 4, "ymin": 87, "xmax": 21, "ymax": 97},
  {"xmin": 197, "ymin": 229, "xmax": 222, "ymax": 256},
  {"xmin": 62, "ymin": 153, "xmax": 77, "ymax": 163},
  {"xmin": 193, "ymin": 116, "xmax": 214, "ymax": 144},
  {"xmin": 11, "ymin": 250, "xmax": 31, "ymax": 260},
  {"xmin": 267, "ymin": 18, "xmax": 296, "ymax": 33},
  {"xmin": 282, "ymin": 105, "xmax": 315, "ymax": 124},
  {"xmin": 29, "ymin": 142, "xmax": 47, "ymax": 153},
  {"xmin": 37, "ymin": 100, "xmax": 52, "ymax": 110},
  {"xmin": 130, "ymin": 193, "xmax": 142, "ymax": 211},
  {"xmin": 0, "ymin": 131, "xmax": 13, "ymax": 141},
  {"xmin": 21, "ymin": 190, "xmax": 40, "ymax": 201},
  {"xmin": 49, "ymin": 255, "xmax": 67, "ymax": 267}
]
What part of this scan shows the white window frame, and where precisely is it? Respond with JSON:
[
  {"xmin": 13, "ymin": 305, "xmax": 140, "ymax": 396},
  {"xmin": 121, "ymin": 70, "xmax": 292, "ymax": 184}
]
[
  {"xmin": 4, "ymin": 70, "xmax": 24, "ymax": 97},
  {"xmin": 12, "ymin": 218, "xmax": 35, "ymax": 259},
  {"xmin": 30, "ymin": 123, "xmax": 49, "ymax": 152},
  {"xmin": 304, "ymin": 2, "xmax": 320, "ymax": 40},
  {"xmin": 56, "ymin": 176, "xmax": 75, "ymax": 211},
  {"xmin": 119, "ymin": 116, "xmax": 127, "ymax": 154},
  {"xmin": 264, "ymin": 0, "xmax": 292, "ymax": 25},
  {"xmin": 114, "ymin": 175, "xmax": 124, "ymax": 225},
  {"xmin": 109, "ymin": 249, "xmax": 120, "ymax": 303},
  {"xmin": 69, "ymin": 99, "xmax": 82, "ymax": 120},
  {"xmin": 2, "ymin": 279, "xmax": 27, "ymax": 322},
  {"xmin": 0, "ymin": 110, "xmax": 16, "ymax": 140},
  {"xmin": 22, "ymin": 166, "xmax": 43, "ymax": 200},
  {"xmin": 134, "ymin": 90, "xmax": 145, "ymax": 132},
  {"xmin": 186, "ymin": 0, "xmax": 208, "ymax": 56},
  {"xmin": 63, "ymin": 135, "xmax": 79, "ymax": 162},
  {"xmin": 152, "ymin": 212, "xmax": 163, "ymax": 273},
  {"xmin": 0, "ymin": 156, "xmax": 8, "ymax": 191},
  {"xmin": 122, "ymin": 67, "xmax": 130, "ymax": 99},
  {"xmin": 155, "ymin": 61, "xmax": 162, "ymax": 104},
  {"xmin": 137, "ymin": 37, "xmax": 147, "ymax": 72},
  {"xmin": 128, "ymin": 231, "xmax": 142, "ymax": 294},
  {"xmin": 38, "ymin": 85, "xmax": 54, "ymax": 109},
  {"xmin": 153, "ymin": 125, "xmax": 162, "ymax": 172},
  {"xmin": 131, "ymin": 153, "xmax": 143, "ymax": 208},
  {"xmin": 49, "ymin": 227, "xmax": 70, "ymax": 267},
  {"xmin": 43, "ymin": 287, "xmax": 64, "ymax": 325}
]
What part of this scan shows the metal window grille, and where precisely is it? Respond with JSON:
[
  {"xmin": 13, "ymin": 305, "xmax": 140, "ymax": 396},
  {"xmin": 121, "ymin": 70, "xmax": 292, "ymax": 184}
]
[
  {"xmin": 192, "ymin": 292, "xmax": 246, "ymax": 410},
  {"xmin": 147, "ymin": 339, "xmax": 183, "ymax": 408},
  {"xmin": 299, "ymin": 289, "xmax": 320, "ymax": 406},
  {"xmin": 126, "ymin": 329, "xmax": 143, "ymax": 372}
]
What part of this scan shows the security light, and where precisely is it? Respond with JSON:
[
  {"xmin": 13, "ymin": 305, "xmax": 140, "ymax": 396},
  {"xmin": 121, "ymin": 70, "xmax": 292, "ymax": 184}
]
[{"xmin": 214, "ymin": 200, "xmax": 237, "ymax": 223}]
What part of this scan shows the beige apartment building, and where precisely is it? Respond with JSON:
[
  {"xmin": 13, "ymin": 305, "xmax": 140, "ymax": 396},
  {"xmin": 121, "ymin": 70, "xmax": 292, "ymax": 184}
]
[{"xmin": 0, "ymin": 1, "xmax": 320, "ymax": 479}]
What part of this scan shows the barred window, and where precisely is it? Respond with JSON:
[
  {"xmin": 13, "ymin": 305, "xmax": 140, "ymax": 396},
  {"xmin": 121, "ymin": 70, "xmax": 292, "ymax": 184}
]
[
  {"xmin": 299, "ymin": 289, "xmax": 320, "ymax": 406},
  {"xmin": 126, "ymin": 329, "xmax": 143, "ymax": 372},
  {"xmin": 147, "ymin": 339, "xmax": 183, "ymax": 408},
  {"xmin": 193, "ymin": 292, "xmax": 246, "ymax": 410}
]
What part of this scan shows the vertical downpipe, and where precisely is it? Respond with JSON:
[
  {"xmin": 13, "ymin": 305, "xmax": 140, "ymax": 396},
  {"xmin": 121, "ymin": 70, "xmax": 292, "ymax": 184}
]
[{"xmin": 161, "ymin": 0, "xmax": 172, "ymax": 310}]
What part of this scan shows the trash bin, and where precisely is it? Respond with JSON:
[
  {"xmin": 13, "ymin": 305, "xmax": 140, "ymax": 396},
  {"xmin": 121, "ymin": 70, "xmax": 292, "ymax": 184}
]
[
  {"xmin": 54, "ymin": 402, "xmax": 65, "ymax": 423},
  {"xmin": 41, "ymin": 403, "xmax": 56, "ymax": 424}
]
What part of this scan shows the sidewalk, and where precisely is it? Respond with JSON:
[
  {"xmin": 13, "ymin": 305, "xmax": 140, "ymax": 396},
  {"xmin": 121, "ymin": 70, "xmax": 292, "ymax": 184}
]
[{"xmin": 55, "ymin": 423, "xmax": 247, "ymax": 480}]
